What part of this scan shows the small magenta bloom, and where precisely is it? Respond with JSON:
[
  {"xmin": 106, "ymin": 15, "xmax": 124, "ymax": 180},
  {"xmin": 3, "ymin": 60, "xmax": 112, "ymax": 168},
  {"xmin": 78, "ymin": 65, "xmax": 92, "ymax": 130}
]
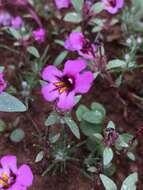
[
  {"xmin": 0, "ymin": 155, "xmax": 33, "ymax": 190},
  {"xmin": 0, "ymin": 73, "xmax": 6, "ymax": 93},
  {"xmin": 32, "ymin": 28, "xmax": 46, "ymax": 43},
  {"xmin": 42, "ymin": 59, "xmax": 94, "ymax": 110},
  {"xmin": 54, "ymin": 0, "xmax": 70, "ymax": 9},
  {"xmin": 102, "ymin": 0, "xmax": 124, "ymax": 14},
  {"xmin": 0, "ymin": 10, "xmax": 12, "ymax": 26},
  {"xmin": 64, "ymin": 32, "xmax": 97, "ymax": 60},
  {"xmin": 11, "ymin": 16, "xmax": 23, "ymax": 30}
]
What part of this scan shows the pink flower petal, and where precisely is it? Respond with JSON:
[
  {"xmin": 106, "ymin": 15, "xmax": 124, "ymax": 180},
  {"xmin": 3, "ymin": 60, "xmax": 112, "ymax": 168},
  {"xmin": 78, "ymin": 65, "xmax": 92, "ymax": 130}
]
[
  {"xmin": 42, "ymin": 83, "xmax": 59, "ymax": 101},
  {"xmin": 64, "ymin": 32, "xmax": 84, "ymax": 51},
  {"xmin": 0, "ymin": 155, "xmax": 17, "ymax": 174},
  {"xmin": 63, "ymin": 59, "xmax": 86, "ymax": 76},
  {"xmin": 10, "ymin": 183, "xmax": 26, "ymax": 190},
  {"xmin": 17, "ymin": 164, "xmax": 33, "ymax": 187},
  {"xmin": 42, "ymin": 65, "xmax": 62, "ymax": 82},
  {"xmin": 117, "ymin": 0, "xmax": 124, "ymax": 8},
  {"xmin": 57, "ymin": 91, "xmax": 75, "ymax": 110},
  {"xmin": 75, "ymin": 72, "xmax": 94, "ymax": 93},
  {"xmin": 54, "ymin": 0, "xmax": 70, "ymax": 9}
]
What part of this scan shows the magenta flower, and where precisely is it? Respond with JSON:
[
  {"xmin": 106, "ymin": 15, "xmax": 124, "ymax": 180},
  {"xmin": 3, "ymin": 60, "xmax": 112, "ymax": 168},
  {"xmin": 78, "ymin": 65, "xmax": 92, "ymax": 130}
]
[
  {"xmin": 42, "ymin": 59, "xmax": 94, "ymax": 110},
  {"xmin": 0, "ymin": 10, "xmax": 12, "ymax": 26},
  {"xmin": 64, "ymin": 32, "xmax": 97, "ymax": 60},
  {"xmin": 54, "ymin": 0, "xmax": 70, "ymax": 9},
  {"xmin": 0, "ymin": 155, "xmax": 33, "ymax": 190},
  {"xmin": 11, "ymin": 16, "xmax": 23, "ymax": 30},
  {"xmin": 102, "ymin": 0, "xmax": 124, "ymax": 14},
  {"xmin": 32, "ymin": 28, "xmax": 46, "ymax": 43},
  {"xmin": 0, "ymin": 73, "xmax": 6, "ymax": 93}
]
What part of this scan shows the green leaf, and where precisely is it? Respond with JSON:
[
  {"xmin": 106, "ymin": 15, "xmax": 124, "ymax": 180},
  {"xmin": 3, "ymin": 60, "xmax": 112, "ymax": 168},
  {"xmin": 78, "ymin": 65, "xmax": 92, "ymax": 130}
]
[
  {"xmin": 93, "ymin": 71, "xmax": 100, "ymax": 79},
  {"xmin": 115, "ymin": 133, "xmax": 133, "ymax": 150},
  {"xmin": 64, "ymin": 12, "xmax": 82, "ymax": 23},
  {"xmin": 27, "ymin": 46, "xmax": 40, "ymax": 58},
  {"xmin": 0, "ymin": 92, "xmax": 27, "ymax": 112},
  {"xmin": 127, "ymin": 152, "xmax": 136, "ymax": 161},
  {"xmin": 49, "ymin": 133, "xmax": 60, "ymax": 143},
  {"xmin": 76, "ymin": 105, "xmax": 89, "ymax": 121},
  {"xmin": 0, "ymin": 119, "xmax": 7, "ymax": 132},
  {"xmin": 54, "ymin": 51, "xmax": 68, "ymax": 66},
  {"xmin": 9, "ymin": 28, "xmax": 21, "ymax": 40},
  {"xmin": 107, "ymin": 121, "xmax": 116, "ymax": 130},
  {"xmin": 86, "ymin": 136, "xmax": 104, "ymax": 153},
  {"xmin": 115, "ymin": 135, "xmax": 129, "ymax": 149},
  {"xmin": 107, "ymin": 59, "xmax": 127, "ymax": 70},
  {"xmin": 103, "ymin": 147, "xmax": 114, "ymax": 166},
  {"xmin": 54, "ymin": 40, "xmax": 65, "ymax": 47},
  {"xmin": 121, "ymin": 172, "xmax": 138, "ymax": 190},
  {"xmin": 0, "ymin": 66, "xmax": 4, "ymax": 72},
  {"xmin": 75, "ymin": 95, "xmax": 82, "ymax": 104},
  {"xmin": 65, "ymin": 117, "xmax": 80, "ymax": 139},
  {"xmin": 10, "ymin": 128, "xmax": 25, "ymax": 143},
  {"xmin": 45, "ymin": 112, "xmax": 60, "ymax": 127},
  {"xmin": 90, "ymin": 2, "xmax": 105, "ymax": 14},
  {"xmin": 35, "ymin": 151, "xmax": 44, "ymax": 163},
  {"xmin": 71, "ymin": 0, "xmax": 84, "ymax": 12},
  {"xmin": 80, "ymin": 120, "xmax": 102, "ymax": 136},
  {"xmin": 100, "ymin": 174, "xmax": 117, "ymax": 190},
  {"xmin": 91, "ymin": 102, "xmax": 106, "ymax": 116},
  {"xmin": 83, "ymin": 110, "xmax": 104, "ymax": 124}
]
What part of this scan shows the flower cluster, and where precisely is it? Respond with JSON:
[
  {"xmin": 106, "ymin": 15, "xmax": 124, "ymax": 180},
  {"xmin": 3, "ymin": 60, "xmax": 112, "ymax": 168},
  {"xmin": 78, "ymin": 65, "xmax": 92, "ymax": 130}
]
[
  {"xmin": 42, "ymin": 59, "xmax": 94, "ymax": 110},
  {"xmin": 64, "ymin": 32, "xmax": 97, "ymax": 60},
  {"xmin": 0, "ymin": 155, "xmax": 33, "ymax": 190},
  {"xmin": 0, "ymin": 10, "xmax": 23, "ymax": 29},
  {"xmin": 0, "ymin": 72, "xmax": 6, "ymax": 94}
]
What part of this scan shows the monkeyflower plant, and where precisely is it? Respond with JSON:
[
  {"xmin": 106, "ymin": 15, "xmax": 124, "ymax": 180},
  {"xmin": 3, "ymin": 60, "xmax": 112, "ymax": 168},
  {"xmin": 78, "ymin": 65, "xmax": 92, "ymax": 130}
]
[
  {"xmin": 41, "ymin": 59, "xmax": 94, "ymax": 110},
  {"xmin": 0, "ymin": 155, "xmax": 33, "ymax": 190}
]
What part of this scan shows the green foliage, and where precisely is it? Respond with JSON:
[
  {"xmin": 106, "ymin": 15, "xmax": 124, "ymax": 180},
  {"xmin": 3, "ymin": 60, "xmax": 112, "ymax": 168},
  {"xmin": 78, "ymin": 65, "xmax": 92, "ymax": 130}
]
[
  {"xmin": 64, "ymin": 12, "xmax": 82, "ymax": 23},
  {"xmin": 53, "ymin": 51, "xmax": 68, "ymax": 66},
  {"xmin": 45, "ymin": 112, "xmax": 60, "ymax": 127},
  {"xmin": 103, "ymin": 147, "xmax": 114, "ymax": 166},
  {"xmin": 0, "ymin": 119, "xmax": 7, "ymax": 132},
  {"xmin": 35, "ymin": 151, "xmax": 44, "ymax": 163},
  {"xmin": 107, "ymin": 59, "xmax": 127, "ymax": 70},
  {"xmin": 0, "ymin": 92, "xmax": 27, "ymax": 112},
  {"xmin": 90, "ymin": 2, "xmax": 105, "ymax": 14},
  {"xmin": 100, "ymin": 172, "xmax": 138, "ymax": 190},
  {"xmin": 76, "ymin": 105, "xmax": 89, "ymax": 122},
  {"xmin": 121, "ymin": 172, "xmax": 138, "ymax": 190},
  {"xmin": 100, "ymin": 174, "xmax": 117, "ymax": 190},
  {"xmin": 27, "ymin": 46, "xmax": 40, "ymax": 58},
  {"xmin": 10, "ymin": 128, "xmax": 25, "ymax": 143},
  {"xmin": 71, "ymin": 0, "xmax": 84, "ymax": 13},
  {"xmin": 77, "ymin": 102, "xmax": 106, "ymax": 137},
  {"xmin": 122, "ymin": 0, "xmax": 143, "ymax": 32},
  {"xmin": 65, "ymin": 117, "xmax": 80, "ymax": 139}
]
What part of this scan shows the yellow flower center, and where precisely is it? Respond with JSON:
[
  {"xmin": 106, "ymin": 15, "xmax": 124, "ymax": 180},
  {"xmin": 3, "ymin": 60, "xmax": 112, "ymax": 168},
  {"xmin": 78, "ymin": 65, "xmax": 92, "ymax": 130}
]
[
  {"xmin": 54, "ymin": 76, "xmax": 74, "ymax": 94},
  {"xmin": 0, "ymin": 173, "xmax": 10, "ymax": 188}
]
